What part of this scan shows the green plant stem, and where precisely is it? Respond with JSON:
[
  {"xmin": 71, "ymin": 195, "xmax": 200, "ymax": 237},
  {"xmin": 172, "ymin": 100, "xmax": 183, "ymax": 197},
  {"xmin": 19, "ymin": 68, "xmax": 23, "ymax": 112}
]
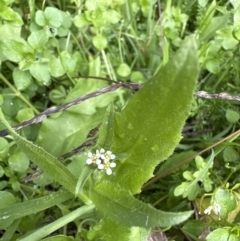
[
  {"xmin": 0, "ymin": 73, "xmax": 39, "ymax": 114},
  {"xmin": 18, "ymin": 204, "xmax": 95, "ymax": 241}
]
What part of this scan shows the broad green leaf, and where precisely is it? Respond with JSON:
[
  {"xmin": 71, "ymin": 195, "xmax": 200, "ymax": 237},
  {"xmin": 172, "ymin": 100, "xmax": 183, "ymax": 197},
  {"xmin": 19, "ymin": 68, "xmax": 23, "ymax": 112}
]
[
  {"xmin": 89, "ymin": 181, "xmax": 193, "ymax": 228},
  {"xmin": 223, "ymin": 146, "xmax": 240, "ymax": 163},
  {"xmin": 92, "ymin": 35, "xmax": 108, "ymax": 50},
  {"xmin": 35, "ymin": 7, "xmax": 62, "ymax": 28},
  {"xmin": 13, "ymin": 67, "xmax": 32, "ymax": 91},
  {"xmin": 8, "ymin": 152, "xmax": 29, "ymax": 173},
  {"xmin": 0, "ymin": 191, "xmax": 17, "ymax": 229},
  {"xmin": 212, "ymin": 188, "xmax": 237, "ymax": 217},
  {"xmin": 36, "ymin": 110, "xmax": 105, "ymax": 157},
  {"xmin": 60, "ymin": 50, "xmax": 77, "ymax": 76},
  {"xmin": 206, "ymin": 228, "xmax": 239, "ymax": 241},
  {"xmin": 49, "ymin": 56, "xmax": 65, "ymax": 77},
  {"xmin": 0, "ymin": 189, "xmax": 73, "ymax": 228},
  {"xmin": 27, "ymin": 29, "xmax": 50, "ymax": 49},
  {"xmin": 44, "ymin": 7, "xmax": 63, "ymax": 28},
  {"xmin": 0, "ymin": 6, "xmax": 23, "ymax": 26},
  {"xmin": 29, "ymin": 62, "xmax": 51, "ymax": 85},
  {"xmin": 1, "ymin": 39, "xmax": 32, "ymax": 62},
  {"xmin": 111, "ymin": 36, "xmax": 199, "ymax": 194},
  {"xmin": 87, "ymin": 217, "xmax": 150, "ymax": 241},
  {"xmin": 226, "ymin": 109, "xmax": 240, "ymax": 123},
  {"xmin": 106, "ymin": 9, "xmax": 121, "ymax": 24},
  {"xmin": 73, "ymin": 14, "xmax": 91, "ymax": 28},
  {"xmin": 0, "ymin": 109, "xmax": 78, "ymax": 194},
  {"xmin": 205, "ymin": 58, "xmax": 220, "ymax": 74},
  {"xmin": 16, "ymin": 108, "xmax": 34, "ymax": 123},
  {"xmin": 117, "ymin": 63, "xmax": 131, "ymax": 77}
]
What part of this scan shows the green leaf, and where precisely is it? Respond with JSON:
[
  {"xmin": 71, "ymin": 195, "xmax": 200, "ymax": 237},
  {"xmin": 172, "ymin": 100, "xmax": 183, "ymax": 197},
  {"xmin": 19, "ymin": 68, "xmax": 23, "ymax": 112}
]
[
  {"xmin": 226, "ymin": 109, "xmax": 240, "ymax": 123},
  {"xmin": 36, "ymin": 110, "xmax": 105, "ymax": 157},
  {"xmin": 29, "ymin": 62, "xmax": 51, "ymax": 85},
  {"xmin": 0, "ymin": 189, "xmax": 73, "ymax": 228},
  {"xmin": 223, "ymin": 146, "xmax": 240, "ymax": 163},
  {"xmin": 13, "ymin": 67, "xmax": 32, "ymax": 91},
  {"xmin": 205, "ymin": 58, "xmax": 220, "ymax": 74},
  {"xmin": 0, "ymin": 137, "xmax": 9, "ymax": 159},
  {"xmin": 44, "ymin": 7, "xmax": 63, "ymax": 28},
  {"xmin": 8, "ymin": 152, "xmax": 29, "ymax": 173},
  {"xmin": 0, "ymin": 191, "xmax": 17, "ymax": 229},
  {"xmin": 35, "ymin": 7, "xmax": 62, "ymax": 28},
  {"xmin": 0, "ymin": 109, "xmax": 78, "ymax": 194},
  {"xmin": 35, "ymin": 10, "xmax": 46, "ymax": 26},
  {"xmin": 106, "ymin": 9, "xmax": 121, "ymax": 24},
  {"xmin": 212, "ymin": 188, "xmax": 237, "ymax": 217},
  {"xmin": 206, "ymin": 228, "xmax": 239, "ymax": 241},
  {"xmin": 73, "ymin": 14, "xmax": 91, "ymax": 28},
  {"xmin": 16, "ymin": 108, "xmax": 35, "ymax": 123},
  {"xmin": 1, "ymin": 39, "xmax": 32, "ymax": 62},
  {"xmin": 49, "ymin": 56, "xmax": 66, "ymax": 77},
  {"xmin": 111, "ymin": 36, "xmax": 199, "ymax": 194},
  {"xmin": 27, "ymin": 29, "xmax": 50, "ymax": 49},
  {"xmin": 86, "ymin": 217, "xmax": 150, "ymax": 241},
  {"xmin": 0, "ymin": 6, "xmax": 23, "ymax": 26},
  {"xmin": 89, "ymin": 181, "xmax": 193, "ymax": 228},
  {"xmin": 92, "ymin": 35, "xmax": 108, "ymax": 50},
  {"xmin": 117, "ymin": 63, "xmax": 131, "ymax": 77}
]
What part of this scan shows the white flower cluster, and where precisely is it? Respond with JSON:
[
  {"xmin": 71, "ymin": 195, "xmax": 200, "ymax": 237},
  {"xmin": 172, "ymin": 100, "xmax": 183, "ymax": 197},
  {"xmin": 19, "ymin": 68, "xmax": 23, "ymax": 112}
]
[{"xmin": 86, "ymin": 148, "xmax": 116, "ymax": 175}]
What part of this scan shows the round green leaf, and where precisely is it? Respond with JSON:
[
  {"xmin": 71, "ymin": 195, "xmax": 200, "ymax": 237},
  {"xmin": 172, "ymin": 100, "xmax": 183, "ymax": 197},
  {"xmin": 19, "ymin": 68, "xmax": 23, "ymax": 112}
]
[
  {"xmin": 0, "ymin": 191, "xmax": 16, "ymax": 211},
  {"xmin": 212, "ymin": 188, "xmax": 237, "ymax": 217},
  {"xmin": 106, "ymin": 9, "xmax": 121, "ymax": 24},
  {"xmin": 73, "ymin": 14, "xmax": 91, "ymax": 28},
  {"xmin": 13, "ymin": 67, "xmax": 32, "ymax": 91},
  {"xmin": 205, "ymin": 58, "xmax": 220, "ymax": 74},
  {"xmin": 130, "ymin": 71, "xmax": 145, "ymax": 83},
  {"xmin": 206, "ymin": 228, "xmax": 239, "ymax": 241},
  {"xmin": 223, "ymin": 146, "xmax": 240, "ymax": 163},
  {"xmin": 35, "ymin": 10, "xmax": 46, "ymax": 26},
  {"xmin": 49, "ymin": 57, "xmax": 65, "ymax": 77},
  {"xmin": 30, "ymin": 62, "xmax": 51, "ymax": 85},
  {"xmin": 8, "ymin": 152, "xmax": 29, "ymax": 173},
  {"xmin": 27, "ymin": 29, "xmax": 49, "ymax": 49},
  {"xmin": 0, "ymin": 137, "xmax": 9, "ymax": 159},
  {"xmin": 117, "ymin": 63, "xmax": 131, "ymax": 77},
  {"xmin": 44, "ymin": 7, "xmax": 62, "ymax": 28},
  {"xmin": 16, "ymin": 108, "xmax": 35, "ymax": 123},
  {"xmin": 93, "ymin": 35, "xmax": 107, "ymax": 50},
  {"xmin": 226, "ymin": 109, "xmax": 240, "ymax": 123}
]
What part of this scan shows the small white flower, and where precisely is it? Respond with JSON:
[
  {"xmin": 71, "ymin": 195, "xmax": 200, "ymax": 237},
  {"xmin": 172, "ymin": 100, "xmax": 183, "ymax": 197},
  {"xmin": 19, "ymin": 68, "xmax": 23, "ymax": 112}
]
[
  {"xmin": 204, "ymin": 206, "xmax": 212, "ymax": 215},
  {"xmin": 101, "ymin": 150, "xmax": 116, "ymax": 161},
  {"xmin": 98, "ymin": 161, "xmax": 116, "ymax": 175},
  {"xmin": 86, "ymin": 150, "xmax": 101, "ymax": 165}
]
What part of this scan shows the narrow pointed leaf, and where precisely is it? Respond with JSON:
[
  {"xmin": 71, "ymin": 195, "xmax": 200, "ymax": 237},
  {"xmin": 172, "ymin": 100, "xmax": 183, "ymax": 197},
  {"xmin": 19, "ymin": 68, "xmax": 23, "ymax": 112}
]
[{"xmin": 90, "ymin": 181, "xmax": 193, "ymax": 228}]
